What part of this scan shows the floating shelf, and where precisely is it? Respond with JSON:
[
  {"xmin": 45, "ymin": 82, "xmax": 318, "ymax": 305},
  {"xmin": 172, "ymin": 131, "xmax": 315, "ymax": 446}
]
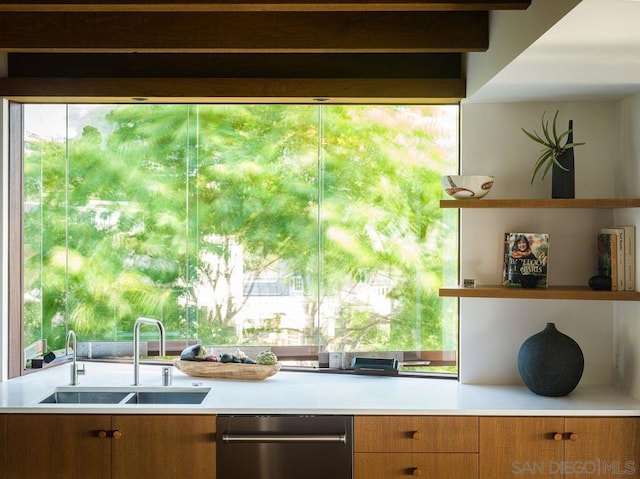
[
  {"xmin": 440, "ymin": 285, "xmax": 640, "ymax": 301},
  {"xmin": 440, "ymin": 198, "xmax": 640, "ymax": 209}
]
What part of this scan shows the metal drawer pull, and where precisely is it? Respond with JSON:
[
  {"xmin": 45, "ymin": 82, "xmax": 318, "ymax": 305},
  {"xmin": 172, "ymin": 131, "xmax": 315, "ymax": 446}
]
[{"xmin": 222, "ymin": 433, "xmax": 347, "ymax": 444}]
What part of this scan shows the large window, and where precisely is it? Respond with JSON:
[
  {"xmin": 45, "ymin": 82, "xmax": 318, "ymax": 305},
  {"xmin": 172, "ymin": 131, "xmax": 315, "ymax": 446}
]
[{"xmin": 19, "ymin": 103, "xmax": 458, "ymax": 374}]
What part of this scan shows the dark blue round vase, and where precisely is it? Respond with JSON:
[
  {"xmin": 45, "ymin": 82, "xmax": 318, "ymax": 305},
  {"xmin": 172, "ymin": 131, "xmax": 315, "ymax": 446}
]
[{"xmin": 517, "ymin": 322, "xmax": 584, "ymax": 397}]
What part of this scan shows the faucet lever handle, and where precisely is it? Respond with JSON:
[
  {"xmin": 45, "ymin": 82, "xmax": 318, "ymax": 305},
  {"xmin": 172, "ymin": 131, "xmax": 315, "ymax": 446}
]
[{"xmin": 77, "ymin": 364, "xmax": 86, "ymax": 375}]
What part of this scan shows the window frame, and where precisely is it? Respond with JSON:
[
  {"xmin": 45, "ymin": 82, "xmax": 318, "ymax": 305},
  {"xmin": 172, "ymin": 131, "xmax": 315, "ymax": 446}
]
[{"xmin": 6, "ymin": 100, "xmax": 459, "ymax": 378}]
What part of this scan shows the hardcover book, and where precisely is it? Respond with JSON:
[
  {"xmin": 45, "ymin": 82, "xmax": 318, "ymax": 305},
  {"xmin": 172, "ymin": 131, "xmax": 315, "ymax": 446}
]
[
  {"xmin": 600, "ymin": 227, "xmax": 625, "ymax": 291},
  {"xmin": 620, "ymin": 225, "xmax": 636, "ymax": 291},
  {"xmin": 503, "ymin": 232, "xmax": 549, "ymax": 288},
  {"xmin": 597, "ymin": 233, "xmax": 618, "ymax": 291}
]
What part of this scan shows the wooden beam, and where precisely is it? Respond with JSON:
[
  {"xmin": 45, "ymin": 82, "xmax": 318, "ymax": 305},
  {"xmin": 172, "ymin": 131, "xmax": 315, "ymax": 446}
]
[
  {"xmin": 7, "ymin": 53, "xmax": 462, "ymax": 79},
  {"xmin": 0, "ymin": 1, "xmax": 530, "ymax": 12},
  {"xmin": 0, "ymin": 77, "xmax": 465, "ymax": 103},
  {"xmin": 0, "ymin": 11, "xmax": 488, "ymax": 53}
]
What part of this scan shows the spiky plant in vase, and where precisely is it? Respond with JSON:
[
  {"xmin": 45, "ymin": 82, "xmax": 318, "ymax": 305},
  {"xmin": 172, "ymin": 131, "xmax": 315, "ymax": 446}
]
[{"xmin": 522, "ymin": 111, "xmax": 585, "ymax": 197}]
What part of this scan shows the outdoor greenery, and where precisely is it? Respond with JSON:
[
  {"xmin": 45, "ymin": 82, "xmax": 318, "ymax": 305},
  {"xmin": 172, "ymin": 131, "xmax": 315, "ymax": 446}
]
[{"xmin": 23, "ymin": 104, "xmax": 458, "ymax": 360}]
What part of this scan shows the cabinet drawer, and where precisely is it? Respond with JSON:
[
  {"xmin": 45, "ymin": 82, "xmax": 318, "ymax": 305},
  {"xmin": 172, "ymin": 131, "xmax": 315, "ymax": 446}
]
[
  {"xmin": 355, "ymin": 416, "xmax": 478, "ymax": 452},
  {"xmin": 0, "ymin": 415, "xmax": 6, "ymax": 479},
  {"xmin": 355, "ymin": 452, "xmax": 478, "ymax": 479}
]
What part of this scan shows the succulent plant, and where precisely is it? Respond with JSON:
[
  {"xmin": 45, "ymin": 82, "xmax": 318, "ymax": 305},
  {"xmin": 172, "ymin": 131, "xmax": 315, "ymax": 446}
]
[{"xmin": 522, "ymin": 110, "xmax": 585, "ymax": 184}]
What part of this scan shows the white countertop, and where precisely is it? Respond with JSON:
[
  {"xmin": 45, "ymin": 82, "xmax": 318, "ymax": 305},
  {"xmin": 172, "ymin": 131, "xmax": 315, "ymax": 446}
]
[{"xmin": 1, "ymin": 361, "xmax": 639, "ymax": 416}]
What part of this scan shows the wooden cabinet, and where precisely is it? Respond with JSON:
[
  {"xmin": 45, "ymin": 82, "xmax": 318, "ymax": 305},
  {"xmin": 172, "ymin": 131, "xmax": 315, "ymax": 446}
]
[
  {"xmin": 0, "ymin": 415, "xmax": 6, "ymax": 479},
  {"xmin": 6, "ymin": 414, "xmax": 112, "ymax": 479},
  {"xmin": 5, "ymin": 414, "xmax": 215, "ymax": 479},
  {"xmin": 354, "ymin": 415, "xmax": 479, "ymax": 479},
  {"xmin": 112, "ymin": 415, "xmax": 215, "ymax": 478},
  {"xmin": 480, "ymin": 416, "xmax": 640, "ymax": 479},
  {"xmin": 564, "ymin": 417, "xmax": 639, "ymax": 477}
]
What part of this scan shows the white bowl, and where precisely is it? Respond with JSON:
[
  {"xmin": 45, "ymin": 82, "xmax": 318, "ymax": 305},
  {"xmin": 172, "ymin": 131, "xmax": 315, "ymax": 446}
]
[{"xmin": 442, "ymin": 175, "xmax": 494, "ymax": 199}]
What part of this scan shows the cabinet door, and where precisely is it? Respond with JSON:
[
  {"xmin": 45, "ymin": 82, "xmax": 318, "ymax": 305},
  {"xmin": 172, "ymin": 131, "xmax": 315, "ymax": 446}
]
[
  {"xmin": 564, "ymin": 417, "xmax": 639, "ymax": 479},
  {"xmin": 0, "ymin": 415, "xmax": 6, "ymax": 479},
  {"xmin": 355, "ymin": 416, "xmax": 478, "ymax": 452},
  {"xmin": 355, "ymin": 452, "xmax": 477, "ymax": 479},
  {"xmin": 111, "ymin": 415, "xmax": 216, "ymax": 479},
  {"xmin": 479, "ymin": 416, "xmax": 564, "ymax": 479},
  {"xmin": 6, "ymin": 414, "xmax": 112, "ymax": 479}
]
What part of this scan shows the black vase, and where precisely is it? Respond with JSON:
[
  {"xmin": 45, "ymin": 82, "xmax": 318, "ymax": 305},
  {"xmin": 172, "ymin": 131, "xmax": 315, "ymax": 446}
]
[
  {"xmin": 517, "ymin": 322, "xmax": 584, "ymax": 397},
  {"xmin": 551, "ymin": 120, "xmax": 575, "ymax": 199}
]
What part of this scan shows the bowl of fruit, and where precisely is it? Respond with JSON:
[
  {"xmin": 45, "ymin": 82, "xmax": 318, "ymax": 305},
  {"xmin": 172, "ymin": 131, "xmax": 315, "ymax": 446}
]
[{"xmin": 173, "ymin": 345, "xmax": 281, "ymax": 380}]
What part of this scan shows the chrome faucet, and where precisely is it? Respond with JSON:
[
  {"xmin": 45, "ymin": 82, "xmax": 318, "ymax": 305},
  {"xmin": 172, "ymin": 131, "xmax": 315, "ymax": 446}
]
[
  {"xmin": 133, "ymin": 317, "xmax": 166, "ymax": 386},
  {"xmin": 65, "ymin": 329, "xmax": 85, "ymax": 386}
]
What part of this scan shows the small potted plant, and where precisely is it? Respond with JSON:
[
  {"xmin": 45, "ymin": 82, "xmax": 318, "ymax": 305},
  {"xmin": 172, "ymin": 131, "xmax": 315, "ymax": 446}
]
[{"xmin": 522, "ymin": 111, "xmax": 585, "ymax": 198}]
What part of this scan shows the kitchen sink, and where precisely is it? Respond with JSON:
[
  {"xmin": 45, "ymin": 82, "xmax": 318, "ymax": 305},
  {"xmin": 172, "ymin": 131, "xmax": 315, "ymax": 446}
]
[
  {"xmin": 124, "ymin": 391, "xmax": 209, "ymax": 404},
  {"xmin": 40, "ymin": 390, "xmax": 131, "ymax": 404},
  {"xmin": 39, "ymin": 387, "xmax": 211, "ymax": 405}
]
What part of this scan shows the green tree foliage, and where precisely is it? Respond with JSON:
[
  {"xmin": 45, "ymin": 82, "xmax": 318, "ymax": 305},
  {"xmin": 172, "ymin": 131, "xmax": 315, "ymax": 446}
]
[{"xmin": 23, "ymin": 105, "xmax": 457, "ymax": 355}]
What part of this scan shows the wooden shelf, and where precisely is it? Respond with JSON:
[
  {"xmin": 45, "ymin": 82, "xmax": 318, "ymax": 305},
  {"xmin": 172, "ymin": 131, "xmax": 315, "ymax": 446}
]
[
  {"xmin": 440, "ymin": 285, "xmax": 640, "ymax": 301},
  {"xmin": 440, "ymin": 198, "xmax": 640, "ymax": 209}
]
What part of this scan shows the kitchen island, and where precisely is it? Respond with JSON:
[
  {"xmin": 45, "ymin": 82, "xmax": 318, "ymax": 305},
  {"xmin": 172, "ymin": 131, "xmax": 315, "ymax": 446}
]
[
  {"xmin": 1, "ymin": 362, "xmax": 639, "ymax": 479},
  {"xmin": 0, "ymin": 360, "xmax": 638, "ymax": 415}
]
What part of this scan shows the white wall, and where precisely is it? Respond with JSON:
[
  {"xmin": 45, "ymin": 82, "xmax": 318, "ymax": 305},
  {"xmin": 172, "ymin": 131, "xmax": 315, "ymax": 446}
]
[
  {"xmin": 459, "ymin": 101, "xmax": 618, "ymax": 385},
  {"xmin": 613, "ymin": 93, "xmax": 640, "ymax": 398},
  {"xmin": 465, "ymin": 0, "xmax": 582, "ymax": 100}
]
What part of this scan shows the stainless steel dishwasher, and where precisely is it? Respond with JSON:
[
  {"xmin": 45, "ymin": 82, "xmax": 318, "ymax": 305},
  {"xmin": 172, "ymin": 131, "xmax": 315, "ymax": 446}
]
[{"xmin": 216, "ymin": 414, "xmax": 353, "ymax": 479}]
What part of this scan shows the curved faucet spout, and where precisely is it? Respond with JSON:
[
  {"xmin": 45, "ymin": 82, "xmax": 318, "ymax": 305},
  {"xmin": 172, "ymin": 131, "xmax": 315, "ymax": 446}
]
[
  {"xmin": 133, "ymin": 317, "xmax": 166, "ymax": 386},
  {"xmin": 66, "ymin": 329, "xmax": 85, "ymax": 385}
]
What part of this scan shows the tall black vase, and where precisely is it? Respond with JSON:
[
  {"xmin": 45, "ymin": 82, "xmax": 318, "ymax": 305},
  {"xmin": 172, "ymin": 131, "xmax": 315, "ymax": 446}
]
[
  {"xmin": 517, "ymin": 322, "xmax": 584, "ymax": 397},
  {"xmin": 551, "ymin": 120, "xmax": 575, "ymax": 199}
]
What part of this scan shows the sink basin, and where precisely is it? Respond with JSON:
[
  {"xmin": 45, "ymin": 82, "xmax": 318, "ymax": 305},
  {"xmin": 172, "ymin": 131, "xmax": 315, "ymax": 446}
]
[
  {"xmin": 40, "ymin": 390, "xmax": 130, "ymax": 404},
  {"xmin": 124, "ymin": 391, "xmax": 209, "ymax": 404},
  {"xmin": 39, "ymin": 387, "xmax": 211, "ymax": 405}
]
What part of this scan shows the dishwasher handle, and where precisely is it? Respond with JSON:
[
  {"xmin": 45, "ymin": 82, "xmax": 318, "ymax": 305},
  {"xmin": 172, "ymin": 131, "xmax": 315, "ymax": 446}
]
[{"xmin": 221, "ymin": 433, "xmax": 347, "ymax": 444}]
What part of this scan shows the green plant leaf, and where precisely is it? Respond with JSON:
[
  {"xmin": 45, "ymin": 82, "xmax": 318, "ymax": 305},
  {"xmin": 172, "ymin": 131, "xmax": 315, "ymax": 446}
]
[
  {"xmin": 540, "ymin": 157, "xmax": 554, "ymax": 181},
  {"xmin": 551, "ymin": 154, "xmax": 570, "ymax": 172},
  {"xmin": 530, "ymin": 150, "xmax": 553, "ymax": 184},
  {"xmin": 556, "ymin": 130, "xmax": 570, "ymax": 147},
  {"xmin": 541, "ymin": 112, "xmax": 554, "ymax": 146},
  {"xmin": 551, "ymin": 110, "xmax": 560, "ymax": 144},
  {"xmin": 521, "ymin": 127, "xmax": 552, "ymax": 147},
  {"xmin": 525, "ymin": 110, "xmax": 586, "ymax": 184}
]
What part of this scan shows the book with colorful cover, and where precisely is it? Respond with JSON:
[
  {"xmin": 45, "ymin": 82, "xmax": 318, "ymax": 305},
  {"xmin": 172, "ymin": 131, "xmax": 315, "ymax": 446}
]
[
  {"xmin": 503, "ymin": 232, "xmax": 549, "ymax": 288},
  {"xmin": 600, "ymin": 227, "xmax": 625, "ymax": 291},
  {"xmin": 597, "ymin": 233, "xmax": 618, "ymax": 291}
]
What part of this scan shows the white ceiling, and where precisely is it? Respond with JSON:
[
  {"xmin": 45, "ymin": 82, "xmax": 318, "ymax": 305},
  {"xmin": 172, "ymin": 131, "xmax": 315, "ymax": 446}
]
[{"xmin": 467, "ymin": 0, "xmax": 640, "ymax": 103}]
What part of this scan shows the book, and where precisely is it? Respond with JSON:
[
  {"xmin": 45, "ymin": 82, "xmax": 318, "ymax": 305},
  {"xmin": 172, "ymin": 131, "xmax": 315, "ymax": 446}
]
[
  {"xmin": 620, "ymin": 225, "xmax": 636, "ymax": 291},
  {"xmin": 600, "ymin": 228, "xmax": 625, "ymax": 291},
  {"xmin": 597, "ymin": 233, "xmax": 618, "ymax": 291},
  {"xmin": 503, "ymin": 232, "xmax": 549, "ymax": 288}
]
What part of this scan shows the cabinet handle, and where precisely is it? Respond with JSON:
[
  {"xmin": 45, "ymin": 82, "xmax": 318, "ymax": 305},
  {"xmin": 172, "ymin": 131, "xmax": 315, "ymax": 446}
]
[
  {"xmin": 112, "ymin": 430, "xmax": 122, "ymax": 440},
  {"xmin": 411, "ymin": 431, "xmax": 421, "ymax": 440},
  {"xmin": 568, "ymin": 433, "xmax": 578, "ymax": 441},
  {"xmin": 411, "ymin": 467, "xmax": 421, "ymax": 476},
  {"xmin": 553, "ymin": 432, "xmax": 563, "ymax": 441},
  {"xmin": 97, "ymin": 430, "xmax": 108, "ymax": 439}
]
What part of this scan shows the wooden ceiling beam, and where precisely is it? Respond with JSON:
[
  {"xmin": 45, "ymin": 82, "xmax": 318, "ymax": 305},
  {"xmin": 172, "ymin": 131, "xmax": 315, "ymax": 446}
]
[
  {"xmin": 7, "ymin": 53, "xmax": 462, "ymax": 79},
  {"xmin": 0, "ymin": 77, "xmax": 466, "ymax": 103},
  {"xmin": 0, "ymin": 11, "xmax": 488, "ymax": 53},
  {"xmin": 0, "ymin": 1, "xmax": 530, "ymax": 12}
]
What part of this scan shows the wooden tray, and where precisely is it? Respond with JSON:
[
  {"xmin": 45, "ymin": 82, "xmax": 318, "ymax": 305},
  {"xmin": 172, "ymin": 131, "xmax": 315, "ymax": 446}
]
[{"xmin": 173, "ymin": 360, "xmax": 281, "ymax": 380}]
